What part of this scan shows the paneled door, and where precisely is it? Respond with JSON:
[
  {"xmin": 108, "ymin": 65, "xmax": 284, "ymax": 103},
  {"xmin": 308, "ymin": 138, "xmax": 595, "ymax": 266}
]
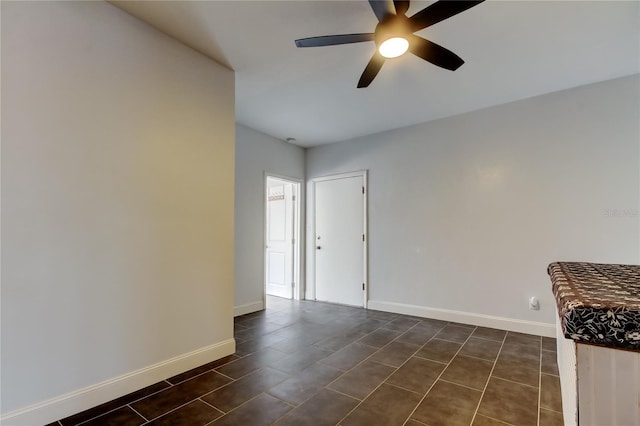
[{"xmin": 266, "ymin": 179, "xmax": 294, "ymax": 299}]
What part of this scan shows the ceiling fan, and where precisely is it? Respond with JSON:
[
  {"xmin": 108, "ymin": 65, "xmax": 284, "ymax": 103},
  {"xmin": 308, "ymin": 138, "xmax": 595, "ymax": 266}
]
[{"xmin": 295, "ymin": 0, "xmax": 485, "ymax": 88}]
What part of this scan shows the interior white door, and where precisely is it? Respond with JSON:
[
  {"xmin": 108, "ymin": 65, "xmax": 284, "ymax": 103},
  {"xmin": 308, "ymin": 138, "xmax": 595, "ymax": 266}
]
[
  {"xmin": 266, "ymin": 181, "xmax": 293, "ymax": 299},
  {"xmin": 315, "ymin": 175, "xmax": 365, "ymax": 307}
]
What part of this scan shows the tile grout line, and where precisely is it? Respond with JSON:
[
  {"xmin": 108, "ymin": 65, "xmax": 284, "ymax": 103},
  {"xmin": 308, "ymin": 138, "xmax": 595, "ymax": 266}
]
[
  {"xmin": 168, "ymin": 357, "xmax": 243, "ymax": 386},
  {"xmin": 468, "ymin": 335, "xmax": 506, "ymax": 343},
  {"xmin": 468, "ymin": 331, "xmax": 507, "ymax": 426},
  {"xmin": 203, "ymin": 415, "xmax": 218, "ymax": 426},
  {"xmin": 384, "ymin": 382, "xmax": 425, "ymax": 397},
  {"xmin": 332, "ymin": 324, "xmax": 451, "ymax": 425},
  {"xmin": 71, "ymin": 383, "xmax": 175, "ymax": 426},
  {"xmin": 347, "ymin": 341, "xmax": 379, "ymax": 350},
  {"xmin": 538, "ymin": 334, "xmax": 543, "ymax": 426},
  {"xmin": 489, "ymin": 375, "xmax": 541, "ymax": 390},
  {"xmin": 426, "ymin": 336, "xmax": 474, "ymax": 345},
  {"xmin": 227, "ymin": 319, "xmax": 409, "ymax": 424},
  {"xmin": 540, "ymin": 407, "xmax": 564, "ymax": 415},
  {"xmin": 450, "ymin": 352, "xmax": 499, "ymax": 364},
  {"xmin": 113, "ymin": 363, "xmax": 244, "ymax": 423},
  {"xmin": 411, "ymin": 353, "xmax": 448, "ymax": 364},
  {"xmin": 400, "ymin": 327, "xmax": 479, "ymax": 426},
  {"xmin": 212, "ymin": 370, "xmax": 238, "ymax": 381},
  {"xmin": 323, "ymin": 334, "xmax": 408, "ymax": 388},
  {"xmin": 198, "ymin": 397, "xmax": 225, "ymax": 414},
  {"xmin": 198, "ymin": 366, "xmax": 280, "ymax": 403},
  {"xmin": 138, "ymin": 388, "xmax": 228, "ymax": 425},
  {"xmin": 323, "ymin": 327, "xmax": 422, "ymax": 389},
  {"xmin": 142, "ymin": 371, "xmax": 241, "ymax": 423},
  {"xmin": 127, "ymin": 404, "xmax": 148, "ymax": 423},
  {"xmin": 333, "ymin": 351, "xmax": 418, "ymax": 424},
  {"xmin": 478, "ymin": 414, "xmax": 514, "ymax": 425},
  {"xmin": 538, "ymin": 374, "xmax": 564, "ymax": 414},
  {"xmin": 325, "ymin": 387, "xmax": 365, "ymax": 402},
  {"xmin": 201, "ymin": 391, "xmax": 266, "ymax": 423},
  {"xmin": 438, "ymin": 378, "xmax": 486, "ymax": 393},
  {"xmin": 262, "ymin": 391, "xmax": 298, "ymax": 408}
]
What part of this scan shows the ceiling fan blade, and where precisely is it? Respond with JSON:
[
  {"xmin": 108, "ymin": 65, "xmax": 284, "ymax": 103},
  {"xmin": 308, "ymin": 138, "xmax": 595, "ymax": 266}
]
[
  {"xmin": 358, "ymin": 53, "xmax": 386, "ymax": 88},
  {"xmin": 408, "ymin": 35, "xmax": 464, "ymax": 71},
  {"xmin": 369, "ymin": 0, "xmax": 394, "ymax": 21},
  {"xmin": 295, "ymin": 33, "xmax": 375, "ymax": 48},
  {"xmin": 409, "ymin": 0, "xmax": 484, "ymax": 32},
  {"xmin": 393, "ymin": 0, "xmax": 410, "ymax": 16}
]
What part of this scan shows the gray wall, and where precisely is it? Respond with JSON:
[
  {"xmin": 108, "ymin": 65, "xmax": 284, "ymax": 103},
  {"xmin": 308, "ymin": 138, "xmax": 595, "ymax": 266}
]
[
  {"xmin": 1, "ymin": 1, "xmax": 235, "ymax": 416},
  {"xmin": 306, "ymin": 75, "xmax": 640, "ymax": 325},
  {"xmin": 235, "ymin": 125, "xmax": 305, "ymax": 309}
]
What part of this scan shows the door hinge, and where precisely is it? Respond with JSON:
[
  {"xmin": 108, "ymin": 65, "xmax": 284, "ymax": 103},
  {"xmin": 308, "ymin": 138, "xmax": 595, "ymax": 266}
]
[
  {"xmin": 362, "ymin": 234, "xmax": 365, "ymax": 242},
  {"xmin": 292, "ymin": 195, "xmax": 296, "ymax": 201},
  {"xmin": 292, "ymin": 282, "xmax": 295, "ymax": 288},
  {"xmin": 362, "ymin": 283, "xmax": 365, "ymax": 291},
  {"xmin": 362, "ymin": 186, "xmax": 365, "ymax": 194}
]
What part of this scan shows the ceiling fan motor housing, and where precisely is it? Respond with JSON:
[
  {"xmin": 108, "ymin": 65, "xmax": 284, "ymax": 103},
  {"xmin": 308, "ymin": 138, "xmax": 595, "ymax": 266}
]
[{"xmin": 374, "ymin": 15, "xmax": 411, "ymax": 47}]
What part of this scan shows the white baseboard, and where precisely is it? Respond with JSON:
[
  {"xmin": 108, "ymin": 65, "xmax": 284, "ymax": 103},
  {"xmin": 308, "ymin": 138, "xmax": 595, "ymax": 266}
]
[
  {"xmin": 368, "ymin": 300, "xmax": 555, "ymax": 337},
  {"xmin": 234, "ymin": 300, "xmax": 264, "ymax": 317},
  {"xmin": 1, "ymin": 339, "xmax": 236, "ymax": 426}
]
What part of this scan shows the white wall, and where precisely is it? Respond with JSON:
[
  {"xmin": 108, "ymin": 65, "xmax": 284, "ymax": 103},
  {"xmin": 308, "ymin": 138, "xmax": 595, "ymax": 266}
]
[
  {"xmin": 306, "ymin": 75, "xmax": 640, "ymax": 330},
  {"xmin": 1, "ymin": 2, "xmax": 235, "ymax": 423},
  {"xmin": 235, "ymin": 125, "xmax": 305, "ymax": 312}
]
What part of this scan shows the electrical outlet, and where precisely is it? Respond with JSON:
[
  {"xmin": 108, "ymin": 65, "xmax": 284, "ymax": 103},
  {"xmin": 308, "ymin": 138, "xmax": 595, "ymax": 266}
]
[{"xmin": 529, "ymin": 297, "xmax": 540, "ymax": 311}]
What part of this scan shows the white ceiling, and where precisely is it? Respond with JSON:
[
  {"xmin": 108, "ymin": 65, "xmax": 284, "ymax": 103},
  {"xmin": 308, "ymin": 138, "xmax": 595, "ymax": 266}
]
[{"xmin": 112, "ymin": 0, "xmax": 640, "ymax": 147}]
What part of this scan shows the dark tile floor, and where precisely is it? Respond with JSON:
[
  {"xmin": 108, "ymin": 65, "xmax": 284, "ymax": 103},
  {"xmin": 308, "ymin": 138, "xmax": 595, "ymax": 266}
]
[{"xmin": 51, "ymin": 296, "xmax": 564, "ymax": 426}]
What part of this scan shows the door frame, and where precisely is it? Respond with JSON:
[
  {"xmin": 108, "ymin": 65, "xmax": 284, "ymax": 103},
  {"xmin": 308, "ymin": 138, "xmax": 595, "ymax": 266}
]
[
  {"xmin": 311, "ymin": 170, "xmax": 368, "ymax": 308},
  {"xmin": 264, "ymin": 173, "xmax": 303, "ymax": 303}
]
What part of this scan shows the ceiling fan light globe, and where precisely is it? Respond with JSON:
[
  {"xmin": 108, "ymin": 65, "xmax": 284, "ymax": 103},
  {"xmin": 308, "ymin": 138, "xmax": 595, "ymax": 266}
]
[{"xmin": 378, "ymin": 37, "xmax": 409, "ymax": 58}]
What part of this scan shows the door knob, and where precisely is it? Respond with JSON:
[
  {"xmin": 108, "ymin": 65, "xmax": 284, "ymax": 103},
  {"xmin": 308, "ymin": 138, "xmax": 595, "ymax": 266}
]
[{"xmin": 316, "ymin": 246, "xmax": 322, "ymax": 250}]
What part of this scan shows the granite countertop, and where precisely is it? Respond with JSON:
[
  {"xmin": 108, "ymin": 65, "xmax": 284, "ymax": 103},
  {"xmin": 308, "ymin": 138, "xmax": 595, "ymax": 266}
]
[{"xmin": 549, "ymin": 262, "xmax": 640, "ymax": 350}]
